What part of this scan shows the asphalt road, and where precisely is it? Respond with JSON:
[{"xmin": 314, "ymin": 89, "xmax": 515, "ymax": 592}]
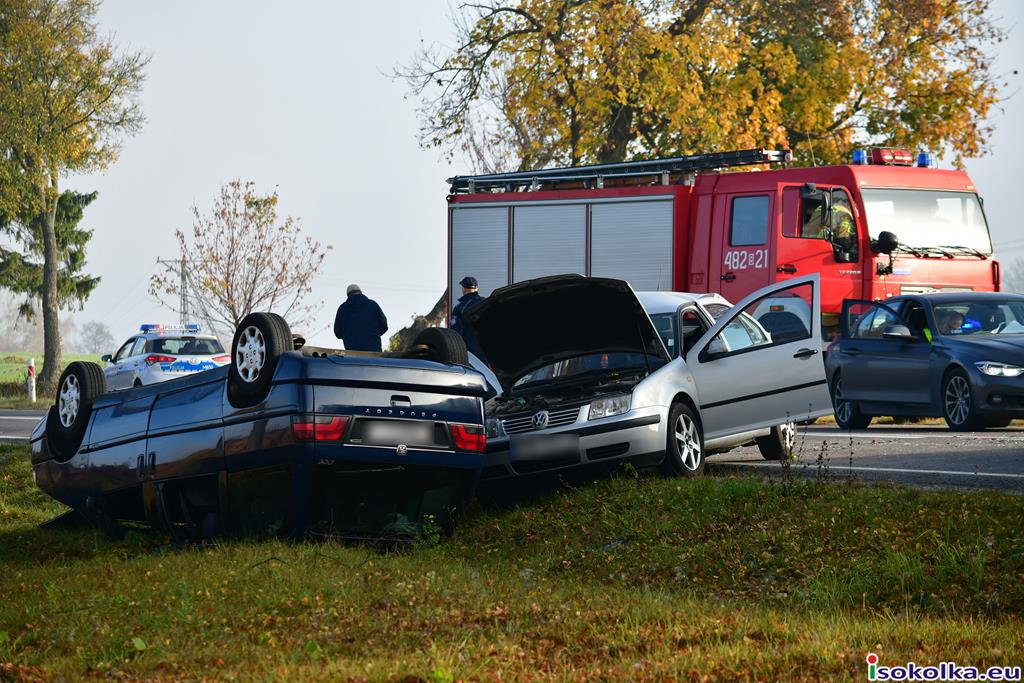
[
  {"xmin": 0, "ymin": 409, "xmax": 45, "ymax": 444},
  {"xmin": 3, "ymin": 409, "xmax": 1022, "ymax": 493},
  {"xmin": 711, "ymin": 424, "xmax": 1024, "ymax": 493}
]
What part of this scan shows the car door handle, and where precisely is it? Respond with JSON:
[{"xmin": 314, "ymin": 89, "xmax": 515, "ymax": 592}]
[
  {"xmin": 793, "ymin": 348, "xmax": 819, "ymax": 359},
  {"xmin": 777, "ymin": 264, "xmax": 797, "ymax": 274},
  {"xmin": 720, "ymin": 272, "xmax": 736, "ymax": 282}
]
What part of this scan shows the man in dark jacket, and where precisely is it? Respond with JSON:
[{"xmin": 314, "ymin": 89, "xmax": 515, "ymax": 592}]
[
  {"xmin": 451, "ymin": 276, "xmax": 486, "ymax": 360},
  {"xmin": 334, "ymin": 284, "xmax": 388, "ymax": 352}
]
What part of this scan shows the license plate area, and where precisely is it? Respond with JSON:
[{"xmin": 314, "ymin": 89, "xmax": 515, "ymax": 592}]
[
  {"xmin": 509, "ymin": 433, "xmax": 580, "ymax": 462},
  {"xmin": 348, "ymin": 418, "xmax": 450, "ymax": 449}
]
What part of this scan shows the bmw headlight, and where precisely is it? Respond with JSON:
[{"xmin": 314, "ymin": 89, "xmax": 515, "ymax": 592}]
[
  {"xmin": 485, "ymin": 417, "xmax": 504, "ymax": 438},
  {"xmin": 975, "ymin": 361, "xmax": 1024, "ymax": 378},
  {"xmin": 588, "ymin": 394, "xmax": 631, "ymax": 420}
]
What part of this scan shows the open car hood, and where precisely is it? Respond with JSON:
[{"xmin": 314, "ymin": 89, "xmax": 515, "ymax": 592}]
[{"xmin": 464, "ymin": 274, "xmax": 671, "ymax": 390}]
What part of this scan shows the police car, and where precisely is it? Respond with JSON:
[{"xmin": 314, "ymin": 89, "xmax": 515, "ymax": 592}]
[{"xmin": 101, "ymin": 324, "xmax": 230, "ymax": 390}]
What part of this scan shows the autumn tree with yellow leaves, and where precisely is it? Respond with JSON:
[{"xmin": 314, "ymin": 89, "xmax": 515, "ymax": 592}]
[
  {"xmin": 0, "ymin": 0, "xmax": 147, "ymax": 389},
  {"xmin": 149, "ymin": 181, "xmax": 329, "ymax": 339},
  {"xmin": 399, "ymin": 0, "xmax": 1004, "ymax": 171}
]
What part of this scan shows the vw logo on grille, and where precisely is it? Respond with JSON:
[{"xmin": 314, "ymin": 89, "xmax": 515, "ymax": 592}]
[
  {"xmin": 531, "ymin": 410, "xmax": 550, "ymax": 430},
  {"xmin": 396, "ymin": 444, "xmax": 408, "ymax": 456}
]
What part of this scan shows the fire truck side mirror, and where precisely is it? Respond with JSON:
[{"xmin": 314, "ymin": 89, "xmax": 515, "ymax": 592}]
[
  {"xmin": 801, "ymin": 183, "xmax": 831, "ymax": 229},
  {"xmin": 872, "ymin": 231, "xmax": 899, "ymax": 255}
]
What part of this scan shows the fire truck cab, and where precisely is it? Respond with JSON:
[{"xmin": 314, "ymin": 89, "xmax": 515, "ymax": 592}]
[{"xmin": 446, "ymin": 149, "xmax": 997, "ymax": 338}]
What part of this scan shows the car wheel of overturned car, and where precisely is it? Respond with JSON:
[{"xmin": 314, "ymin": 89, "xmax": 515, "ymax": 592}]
[
  {"xmin": 227, "ymin": 312, "xmax": 292, "ymax": 407},
  {"xmin": 756, "ymin": 420, "xmax": 796, "ymax": 461},
  {"xmin": 831, "ymin": 374, "xmax": 871, "ymax": 430},
  {"xmin": 46, "ymin": 361, "xmax": 106, "ymax": 460},
  {"xmin": 942, "ymin": 368, "xmax": 982, "ymax": 432},
  {"xmin": 406, "ymin": 327, "xmax": 469, "ymax": 365},
  {"xmin": 661, "ymin": 402, "xmax": 705, "ymax": 477}
]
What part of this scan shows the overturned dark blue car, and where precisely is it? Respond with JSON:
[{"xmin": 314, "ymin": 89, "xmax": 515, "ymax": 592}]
[{"xmin": 31, "ymin": 313, "xmax": 488, "ymax": 540}]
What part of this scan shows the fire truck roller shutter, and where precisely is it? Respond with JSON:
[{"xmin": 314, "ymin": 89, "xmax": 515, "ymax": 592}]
[
  {"xmin": 590, "ymin": 200, "xmax": 674, "ymax": 291},
  {"xmin": 450, "ymin": 206, "xmax": 509, "ymax": 298},
  {"xmin": 512, "ymin": 204, "xmax": 587, "ymax": 282}
]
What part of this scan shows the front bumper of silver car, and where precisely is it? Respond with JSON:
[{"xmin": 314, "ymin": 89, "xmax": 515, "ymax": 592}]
[{"xmin": 481, "ymin": 406, "xmax": 665, "ymax": 481}]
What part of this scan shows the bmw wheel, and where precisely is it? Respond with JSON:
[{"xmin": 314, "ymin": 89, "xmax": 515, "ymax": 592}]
[
  {"xmin": 831, "ymin": 374, "xmax": 871, "ymax": 430},
  {"xmin": 942, "ymin": 368, "xmax": 982, "ymax": 432},
  {"xmin": 661, "ymin": 402, "xmax": 705, "ymax": 477}
]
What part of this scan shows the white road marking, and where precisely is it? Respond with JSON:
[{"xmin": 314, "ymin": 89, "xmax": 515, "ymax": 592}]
[
  {"xmin": 719, "ymin": 460, "xmax": 1024, "ymax": 479},
  {"xmin": 0, "ymin": 436, "xmax": 30, "ymax": 442},
  {"xmin": 0, "ymin": 416, "xmax": 44, "ymax": 421}
]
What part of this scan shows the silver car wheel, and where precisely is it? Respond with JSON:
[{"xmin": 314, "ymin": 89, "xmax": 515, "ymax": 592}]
[
  {"xmin": 944, "ymin": 375, "xmax": 971, "ymax": 426},
  {"xmin": 235, "ymin": 325, "xmax": 267, "ymax": 383},
  {"xmin": 833, "ymin": 378, "xmax": 853, "ymax": 424},
  {"xmin": 675, "ymin": 413, "xmax": 702, "ymax": 471},
  {"xmin": 58, "ymin": 374, "xmax": 80, "ymax": 428}
]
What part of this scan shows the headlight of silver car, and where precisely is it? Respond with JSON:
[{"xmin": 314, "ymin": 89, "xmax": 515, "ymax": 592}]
[
  {"xmin": 485, "ymin": 417, "xmax": 504, "ymax": 438},
  {"xmin": 588, "ymin": 394, "xmax": 631, "ymax": 420},
  {"xmin": 975, "ymin": 361, "xmax": 1024, "ymax": 378}
]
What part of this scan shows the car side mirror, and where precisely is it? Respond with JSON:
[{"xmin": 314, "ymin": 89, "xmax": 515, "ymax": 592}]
[
  {"xmin": 882, "ymin": 324, "xmax": 916, "ymax": 341},
  {"xmin": 101, "ymin": 354, "xmax": 112, "ymax": 363},
  {"xmin": 706, "ymin": 337, "xmax": 727, "ymax": 357}
]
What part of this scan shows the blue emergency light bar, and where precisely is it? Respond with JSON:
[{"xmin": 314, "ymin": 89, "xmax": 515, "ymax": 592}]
[
  {"xmin": 139, "ymin": 323, "xmax": 201, "ymax": 333},
  {"xmin": 852, "ymin": 149, "xmax": 869, "ymax": 165},
  {"xmin": 851, "ymin": 148, "xmax": 935, "ymax": 168},
  {"xmin": 916, "ymin": 151, "xmax": 934, "ymax": 168}
]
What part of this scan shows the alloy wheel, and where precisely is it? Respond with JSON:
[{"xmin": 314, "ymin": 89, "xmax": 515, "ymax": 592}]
[
  {"xmin": 674, "ymin": 412, "xmax": 702, "ymax": 471},
  {"xmin": 944, "ymin": 375, "xmax": 971, "ymax": 426},
  {"xmin": 779, "ymin": 420, "xmax": 797, "ymax": 454},
  {"xmin": 833, "ymin": 379, "xmax": 853, "ymax": 425},
  {"xmin": 58, "ymin": 374, "xmax": 80, "ymax": 428}
]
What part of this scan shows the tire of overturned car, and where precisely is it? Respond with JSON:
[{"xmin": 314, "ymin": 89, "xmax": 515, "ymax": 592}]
[
  {"xmin": 227, "ymin": 312, "xmax": 293, "ymax": 408},
  {"xmin": 46, "ymin": 361, "xmax": 106, "ymax": 461},
  {"xmin": 407, "ymin": 327, "xmax": 469, "ymax": 366}
]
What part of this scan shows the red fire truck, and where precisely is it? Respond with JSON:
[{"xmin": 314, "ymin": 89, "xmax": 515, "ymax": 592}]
[{"xmin": 446, "ymin": 148, "xmax": 998, "ymax": 336}]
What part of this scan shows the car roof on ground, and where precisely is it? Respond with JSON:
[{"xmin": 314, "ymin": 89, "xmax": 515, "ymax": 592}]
[
  {"xmin": 890, "ymin": 292, "xmax": 1024, "ymax": 304},
  {"xmin": 637, "ymin": 291, "xmax": 732, "ymax": 315}
]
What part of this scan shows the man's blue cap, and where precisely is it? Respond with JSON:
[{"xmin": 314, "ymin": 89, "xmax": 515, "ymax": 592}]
[{"xmin": 459, "ymin": 276, "xmax": 478, "ymax": 288}]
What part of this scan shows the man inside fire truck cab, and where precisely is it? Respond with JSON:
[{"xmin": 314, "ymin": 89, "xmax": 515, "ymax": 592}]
[{"xmin": 804, "ymin": 192, "xmax": 857, "ymax": 255}]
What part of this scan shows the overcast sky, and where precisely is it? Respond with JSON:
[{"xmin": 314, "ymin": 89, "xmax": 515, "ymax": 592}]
[{"xmin": 58, "ymin": 0, "xmax": 1024, "ymax": 347}]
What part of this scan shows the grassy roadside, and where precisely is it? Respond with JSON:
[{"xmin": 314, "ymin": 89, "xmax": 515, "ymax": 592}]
[
  {"xmin": 1, "ymin": 445, "xmax": 1022, "ymax": 681},
  {"xmin": 0, "ymin": 353, "xmax": 101, "ymax": 410}
]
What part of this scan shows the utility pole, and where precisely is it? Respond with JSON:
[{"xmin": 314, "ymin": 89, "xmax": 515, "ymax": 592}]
[{"xmin": 156, "ymin": 256, "xmax": 189, "ymax": 325}]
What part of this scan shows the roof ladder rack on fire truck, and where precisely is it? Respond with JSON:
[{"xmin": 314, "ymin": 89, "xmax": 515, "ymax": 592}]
[{"xmin": 447, "ymin": 148, "xmax": 792, "ymax": 194}]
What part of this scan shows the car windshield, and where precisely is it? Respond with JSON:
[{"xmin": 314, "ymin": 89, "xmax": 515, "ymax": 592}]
[
  {"xmin": 151, "ymin": 336, "xmax": 225, "ymax": 354},
  {"xmin": 513, "ymin": 352, "xmax": 648, "ymax": 388},
  {"xmin": 932, "ymin": 301, "xmax": 1024, "ymax": 336},
  {"xmin": 861, "ymin": 189, "xmax": 992, "ymax": 254}
]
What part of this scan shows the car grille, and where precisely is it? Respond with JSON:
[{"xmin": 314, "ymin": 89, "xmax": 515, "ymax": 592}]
[{"xmin": 500, "ymin": 404, "xmax": 584, "ymax": 434}]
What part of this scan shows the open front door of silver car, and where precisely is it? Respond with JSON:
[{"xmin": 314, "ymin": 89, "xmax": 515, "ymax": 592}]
[{"xmin": 685, "ymin": 274, "xmax": 831, "ymax": 441}]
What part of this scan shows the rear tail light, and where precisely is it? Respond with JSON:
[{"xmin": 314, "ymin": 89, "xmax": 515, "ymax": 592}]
[
  {"xmin": 212, "ymin": 355, "xmax": 231, "ymax": 363},
  {"xmin": 145, "ymin": 354, "xmax": 176, "ymax": 365},
  {"xmin": 450, "ymin": 423, "xmax": 486, "ymax": 452},
  {"xmin": 291, "ymin": 415, "xmax": 350, "ymax": 442}
]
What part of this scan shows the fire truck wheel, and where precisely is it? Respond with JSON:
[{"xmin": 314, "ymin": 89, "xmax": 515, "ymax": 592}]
[
  {"xmin": 407, "ymin": 327, "xmax": 469, "ymax": 366},
  {"xmin": 46, "ymin": 361, "xmax": 106, "ymax": 461},
  {"xmin": 756, "ymin": 421, "xmax": 796, "ymax": 461},
  {"xmin": 831, "ymin": 374, "xmax": 871, "ymax": 430},
  {"xmin": 227, "ymin": 312, "xmax": 292, "ymax": 408}
]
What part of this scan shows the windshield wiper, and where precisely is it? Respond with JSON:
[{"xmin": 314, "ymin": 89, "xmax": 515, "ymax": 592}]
[
  {"xmin": 938, "ymin": 245, "xmax": 989, "ymax": 259},
  {"xmin": 893, "ymin": 244, "xmax": 953, "ymax": 258}
]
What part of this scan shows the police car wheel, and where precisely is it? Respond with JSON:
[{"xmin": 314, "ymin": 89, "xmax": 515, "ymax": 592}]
[
  {"xmin": 942, "ymin": 368, "xmax": 982, "ymax": 432},
  {"xmin": 227, "ymin": 312, "xmax": 292, "ymax": 407},
  {"xmin": 46, "ymin": 361, "xmax": 106, "ymax": 461},
  {"xmin": 831, "ymin": 374, "xmax": 871, "ymax": 430},
  {"xmin": 408, "ymin": 327, "xmax": 469, "ymax": 365}
]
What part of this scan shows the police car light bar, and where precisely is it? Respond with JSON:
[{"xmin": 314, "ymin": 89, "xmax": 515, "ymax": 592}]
[{"xmin": 139, "ymin": 323, "xmax": 201, "ymax": 333}]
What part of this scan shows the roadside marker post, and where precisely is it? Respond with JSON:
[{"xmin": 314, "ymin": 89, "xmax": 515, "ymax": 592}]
[{"xmin": 26, "ymin": 358, "xmax": 36, "ymax": 403}]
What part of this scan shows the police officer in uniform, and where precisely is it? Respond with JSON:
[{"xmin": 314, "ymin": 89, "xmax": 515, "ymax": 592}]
[{"xmin": 451, "ymin": 276, "xmax": 486, "ymax": 360}]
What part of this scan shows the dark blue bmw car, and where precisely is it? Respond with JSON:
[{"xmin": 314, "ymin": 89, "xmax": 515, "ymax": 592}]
[{"xmin": 827, "ymin": 292, "xmax": 1024, "ymax": 431}]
